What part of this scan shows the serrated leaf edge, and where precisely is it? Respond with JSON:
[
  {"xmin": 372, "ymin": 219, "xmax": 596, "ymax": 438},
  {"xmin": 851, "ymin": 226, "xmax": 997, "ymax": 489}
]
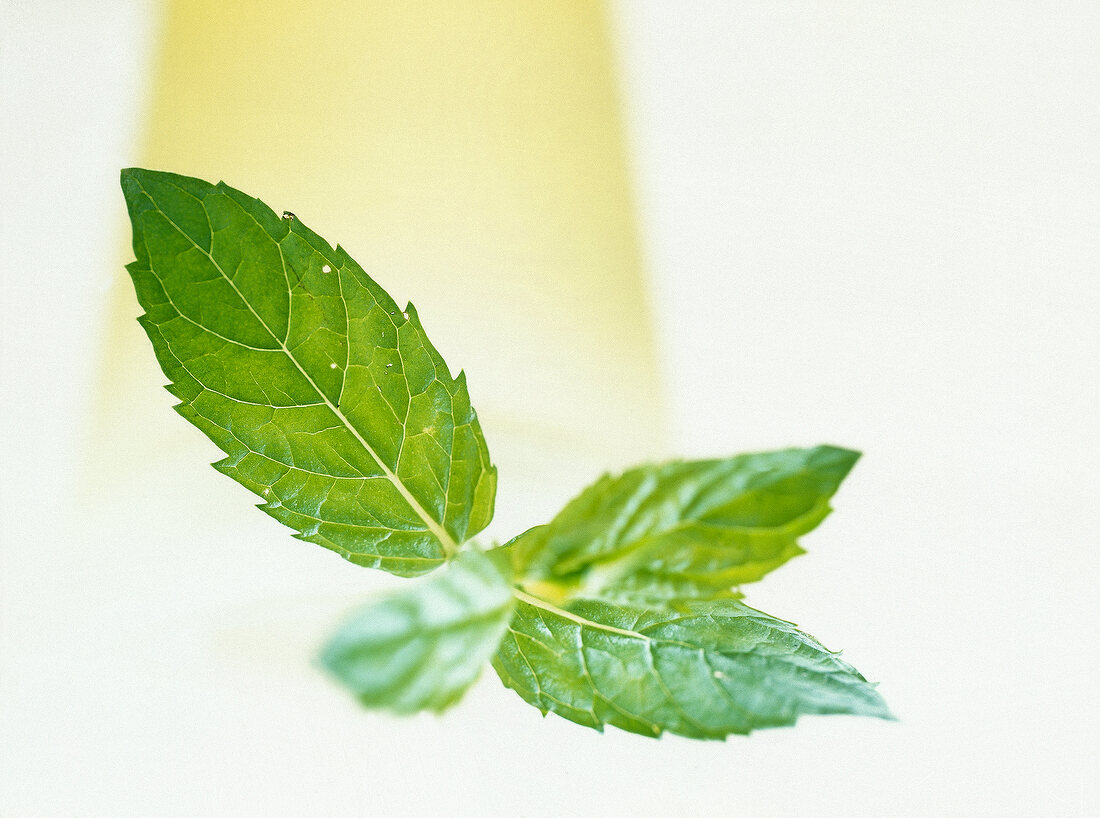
[{"xmin": 127, "ymin": 171, "xmax": 461, "ymax": 558}]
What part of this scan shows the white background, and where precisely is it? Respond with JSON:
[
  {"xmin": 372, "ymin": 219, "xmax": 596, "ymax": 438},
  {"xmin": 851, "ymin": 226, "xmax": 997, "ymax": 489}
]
[{"xmin": 2, "ymin": 1, "xmax": 1098, "ymax": 815}]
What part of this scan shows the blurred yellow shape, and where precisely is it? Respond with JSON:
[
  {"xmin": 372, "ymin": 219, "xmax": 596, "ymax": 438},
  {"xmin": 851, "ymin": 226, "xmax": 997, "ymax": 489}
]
[{"xmin": 98, "ymin": 0, "xmax": 665, "ymax": 526}]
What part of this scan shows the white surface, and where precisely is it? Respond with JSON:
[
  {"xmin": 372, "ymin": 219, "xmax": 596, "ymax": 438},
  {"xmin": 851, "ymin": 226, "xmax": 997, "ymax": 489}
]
[
  {"xmin": 2, "ymin": 1, "xmax": 1098, "ymax": 816},
  {"xmin": 614, "ymin": 1, "xmax": 1099, "ymax": 814}
]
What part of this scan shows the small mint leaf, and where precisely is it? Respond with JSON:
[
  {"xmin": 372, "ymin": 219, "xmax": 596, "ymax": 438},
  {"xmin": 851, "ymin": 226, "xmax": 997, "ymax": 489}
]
[
  {"xmin": 513, "ymin": 446, "xmax": 859, "ymax": 602},
  {"xmin": 321, "ymin": 549, "xmax": 514, "ymax": 714},
  {"xmin": 494, "ymin": 593, "xmax": 891, "ymax": 738}
]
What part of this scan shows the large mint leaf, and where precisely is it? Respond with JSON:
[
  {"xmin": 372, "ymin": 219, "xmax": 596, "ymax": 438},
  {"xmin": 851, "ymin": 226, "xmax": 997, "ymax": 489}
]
[
  {"xmin": 121, "ymin": 168, "xmax": 496, "ymax": 576},
  {"xmin": 511, "ymin": 446, "xmax": 858, "ymax": 601},
  {"xmin": 321, "ymin": 550, "xmax": 513, "ymax": 713},
  {"xmin": 493, "ymin": 594, "xmax": 891, "ymax": 738}
]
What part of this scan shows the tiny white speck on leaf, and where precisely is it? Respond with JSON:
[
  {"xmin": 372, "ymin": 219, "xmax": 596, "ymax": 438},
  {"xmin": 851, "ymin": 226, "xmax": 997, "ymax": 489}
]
[
  {"xmin": 713, "ymin": 671, "xmax": 726, "ymax": 679},
  {"xmin": 402, "ymin": 311, "xmax": 409, "ymax": 319},
  {"xmin": 330, "ymin": 363, "xmax": 338, "ymax": 369},
  {"xmin": 322, "ymin": 264, "xmax": 332, "ymax": 273}
]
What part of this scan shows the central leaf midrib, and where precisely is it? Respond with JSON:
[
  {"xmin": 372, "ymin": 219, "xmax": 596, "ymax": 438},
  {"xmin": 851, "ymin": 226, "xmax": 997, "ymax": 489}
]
[
  {"xmin": 139, "ymin": 178, "xmax": 459, "ymax": 557},
  {"xmin": 512, "ymin": 589, "xmax": 658, "ymax": 642}
]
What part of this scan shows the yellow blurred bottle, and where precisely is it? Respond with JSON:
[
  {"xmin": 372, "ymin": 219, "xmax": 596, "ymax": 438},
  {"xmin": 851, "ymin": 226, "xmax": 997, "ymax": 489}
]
[{"xmin": 98, "ymin": 0, "xmax": 665, "ymax": 531}]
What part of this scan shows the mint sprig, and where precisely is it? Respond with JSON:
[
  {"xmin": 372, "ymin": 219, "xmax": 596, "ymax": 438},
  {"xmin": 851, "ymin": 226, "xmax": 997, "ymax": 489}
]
[{"xmin": 122, "ymin": 168, "xmax": 890, "ymax": 739}]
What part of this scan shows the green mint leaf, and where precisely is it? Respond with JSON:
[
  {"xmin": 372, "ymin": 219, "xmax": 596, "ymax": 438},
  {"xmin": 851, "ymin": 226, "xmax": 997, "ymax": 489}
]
[
  {"xmin": 512, "ymin": 446, "xmax": 859, "ymax": 602},
  {"xmin": 120, "ymin": 169, "xmax": 496, "ymax": 576},
  {"xmin": 493, "ymin": 593, "xmax": 891, "ymax": 738},
  {"xmin": 321, "ymin": 549, "xmax": 513, "ymax": 714}
]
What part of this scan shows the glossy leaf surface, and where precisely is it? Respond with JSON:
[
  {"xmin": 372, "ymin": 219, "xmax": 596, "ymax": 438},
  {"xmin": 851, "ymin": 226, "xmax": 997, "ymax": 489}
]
[
  {"xmin": 494, "ymin": 594, "xmax": 891, "ymax": 739},
  {"xmin": 321, "ymin": 550, "xmax": 513, "ymax": 713},
  {"xmin": 512, "ymin": 446, "xmax": 859, "ymax": 601},
  {"xmin": 121, "ymin": 168, "xmax": 496, "ymax": 575}
]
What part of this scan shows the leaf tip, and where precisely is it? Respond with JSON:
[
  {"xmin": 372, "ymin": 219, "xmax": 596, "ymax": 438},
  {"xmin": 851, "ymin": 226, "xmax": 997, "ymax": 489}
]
[
  {"xmin": 816, "ymin": 444, "xmax": 861, "ymax": 463},
  {"xmin": 120, "ymin": 167, "xmax": 148, "ymax": 212},
  {"xmin": 881, "ymin": 708, "xmax": 900, "ymax": 722},
  {"xmin": 807, "ymin": 444, "xmax": 862, "ymax": 485},
  {"xmin": 120, "ymin": 166, "xmax": 149, "ymax": 183},
  {"xmin": 120, "ymin": 166, "xmax": 161, "ymax": 193}
]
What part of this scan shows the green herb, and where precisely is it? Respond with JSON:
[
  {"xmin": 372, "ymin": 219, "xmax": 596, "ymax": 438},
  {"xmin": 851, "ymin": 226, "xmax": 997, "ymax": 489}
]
[
  {"xmin": 322, "ymin": 549, "xmax": 514, "ymax": 714},
  {"xmin": 121, "ymin": 168, "xmax": 891, "ymax": 739}
]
